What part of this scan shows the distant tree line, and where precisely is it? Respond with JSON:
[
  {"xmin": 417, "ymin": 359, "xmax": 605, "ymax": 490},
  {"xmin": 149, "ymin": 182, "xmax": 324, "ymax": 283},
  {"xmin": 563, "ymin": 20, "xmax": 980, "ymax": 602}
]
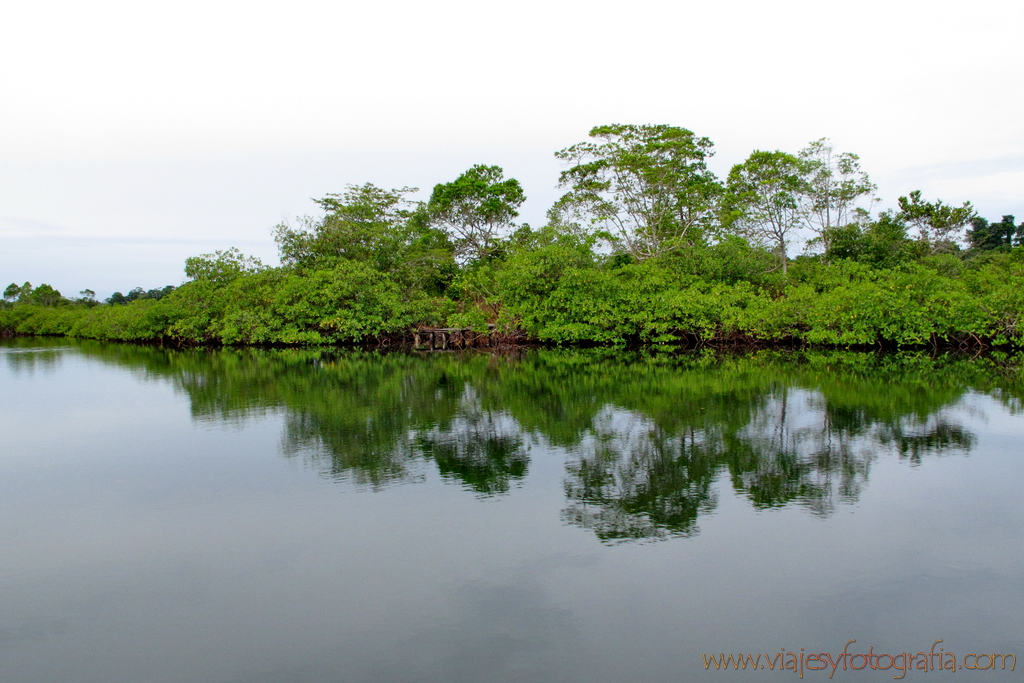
[
  {"xmin": 3, "ymin": 124, "xmax": 1024, "ymax": 347},
  {"xmin": 3, "ymin": 283, "xmax": 176, "ymax": 307},
  {"xmin": 106, "ymin": 286, "xmax": 177, "ymax": 305}
]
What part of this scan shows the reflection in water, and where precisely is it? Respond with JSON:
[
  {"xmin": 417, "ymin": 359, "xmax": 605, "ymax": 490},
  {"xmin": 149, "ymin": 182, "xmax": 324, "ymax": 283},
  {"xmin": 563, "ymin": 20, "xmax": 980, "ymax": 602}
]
[
  {"xmin": 11, "ymin": 337, "xmax": 1018, "ymax": 542},
  {"xmin": 562, "ymin": 416, "xmax": 718, "ymax": 542},
  {"xmin": 2, "ymin": 340, "xmax": 69, "ymax": 374},
  {"xmin": 416, "ymin": 405, "xmax": 530, "ymax": 495}
]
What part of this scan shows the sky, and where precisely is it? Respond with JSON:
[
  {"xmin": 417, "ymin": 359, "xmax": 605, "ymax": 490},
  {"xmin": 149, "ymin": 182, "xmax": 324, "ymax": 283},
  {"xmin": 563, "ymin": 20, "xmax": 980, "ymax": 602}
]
[{"xmin": 2, "ymin": 0, "xmax": 1022, "ymax": 298}]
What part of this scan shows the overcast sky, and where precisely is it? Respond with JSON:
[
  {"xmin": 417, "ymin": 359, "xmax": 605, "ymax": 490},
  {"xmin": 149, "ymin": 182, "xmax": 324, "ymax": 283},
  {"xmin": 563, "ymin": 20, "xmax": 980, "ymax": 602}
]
[{"xmin": 2, "ymin": 0, "xmax": 1021, "ymax": 297}]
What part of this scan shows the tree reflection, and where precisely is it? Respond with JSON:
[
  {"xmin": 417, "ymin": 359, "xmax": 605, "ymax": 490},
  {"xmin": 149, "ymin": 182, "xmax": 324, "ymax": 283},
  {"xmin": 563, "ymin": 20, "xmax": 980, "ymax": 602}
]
[
  {"xmin": 48, "ymin": 341, "xmax": 1022, "ymax": 542},
  {"xmin": 562, "ymin": 419, "xmax": 719, "ymax": 542},
  {"xmin": 1, "ymin": 337, "xmax": 69, "ymax": 374},
  {"xmin": 418, "ymin": 418, "xmax": 529, "ymax": 496}
]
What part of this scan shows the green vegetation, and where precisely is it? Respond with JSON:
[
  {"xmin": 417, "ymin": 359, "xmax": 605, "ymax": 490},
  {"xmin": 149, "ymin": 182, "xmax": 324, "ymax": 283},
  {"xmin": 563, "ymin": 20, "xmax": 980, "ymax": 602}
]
[{"xmin": 4, "ymin": 125, "xmax": 1024, "ymax": 347}]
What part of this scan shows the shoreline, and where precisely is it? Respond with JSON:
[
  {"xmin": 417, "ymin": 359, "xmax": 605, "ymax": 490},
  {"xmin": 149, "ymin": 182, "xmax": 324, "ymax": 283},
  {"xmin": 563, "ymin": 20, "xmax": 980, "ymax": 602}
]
[{"xmin": 2, "ymin": 328, "xmax": 1018, "ymax": 354}]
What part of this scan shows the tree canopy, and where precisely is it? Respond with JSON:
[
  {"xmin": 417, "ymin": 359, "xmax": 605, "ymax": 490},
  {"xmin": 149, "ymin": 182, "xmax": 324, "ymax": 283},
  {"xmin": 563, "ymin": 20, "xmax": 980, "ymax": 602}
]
[
  {"xmin": 968, "ymin": 215, "xmax": 1021, "ymax": 251},
  {"xmin": 798, "ymin": 138, "xmax": 877, "ymax": 252},
  {"xmin": 726, "ymin": 150, "xmax": 806, "ymax": 273},
  {"xmin": 426, "ymin": 164, "xmax": 524, "ymax": 264},
  {"xmin": 896, "ymin": 190, "xmax": 976, "ymax": 254},
  {"xmin": 553, "ymin": 124, "xmax": 722, "ymax": 260}
]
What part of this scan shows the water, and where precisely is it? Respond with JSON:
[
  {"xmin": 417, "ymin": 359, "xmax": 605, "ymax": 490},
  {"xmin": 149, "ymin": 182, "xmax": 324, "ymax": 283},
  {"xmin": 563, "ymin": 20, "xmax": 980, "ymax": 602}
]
[{"xmin": 1, "ymin": 338, "xmax": 1022, "ymax": 682}]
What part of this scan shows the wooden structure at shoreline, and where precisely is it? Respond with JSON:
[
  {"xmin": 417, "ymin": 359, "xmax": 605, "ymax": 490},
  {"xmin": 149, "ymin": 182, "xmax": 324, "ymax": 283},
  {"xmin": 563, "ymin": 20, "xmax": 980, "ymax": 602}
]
[{"xmin": 409, "ymin": 326, "xmax": 521, "ymax": 350}]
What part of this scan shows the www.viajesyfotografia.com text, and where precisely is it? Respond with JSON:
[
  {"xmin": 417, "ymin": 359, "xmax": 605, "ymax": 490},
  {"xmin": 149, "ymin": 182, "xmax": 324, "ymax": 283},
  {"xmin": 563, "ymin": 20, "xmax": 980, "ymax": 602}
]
[{"xmin": 702, "ymin": 640, "xmax": 1015, "ymax": 678}]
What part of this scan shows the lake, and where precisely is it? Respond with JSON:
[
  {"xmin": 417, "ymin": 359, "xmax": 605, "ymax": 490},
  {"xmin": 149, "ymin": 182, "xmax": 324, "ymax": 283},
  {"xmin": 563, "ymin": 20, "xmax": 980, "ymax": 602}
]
[{"xmin": 1, "ymin": 338, "xmax": 1022, "ymax": 682}]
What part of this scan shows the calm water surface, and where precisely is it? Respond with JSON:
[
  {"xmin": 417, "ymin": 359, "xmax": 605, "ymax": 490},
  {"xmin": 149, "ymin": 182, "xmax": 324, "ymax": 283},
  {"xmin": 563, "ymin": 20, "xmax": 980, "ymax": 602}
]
[{"xmin": 1, "ymin": 339, "xmax": 1022, "ymax": 682}]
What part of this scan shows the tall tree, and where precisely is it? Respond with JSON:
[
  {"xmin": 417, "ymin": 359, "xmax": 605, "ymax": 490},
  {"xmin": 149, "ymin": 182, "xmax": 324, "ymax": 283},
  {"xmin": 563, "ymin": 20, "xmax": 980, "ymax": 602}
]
[
  {"xmin": 896, "ymin": 190, "xmax": 975, "ymax": 254},
  {"xmin": 798, "ymin": 138, "xmax": 877, "ymax": 253},
  {"xmin": 13, "ymin": 283, "xmax": 65, "ymax": 306},
  {"xmin": 275, "ymin": 184, "xmax": 420, "ymax": 271},
  {"xmin": 967, "ymin": 215, "xmax": 1017, "ymax": 251},
  {"xmin": 3, "ymin": 283, "xmax": 23, "ymax": 302},
  {"xmin": 274, "ymin": 183, "xmax": 455, "ymax": 293},
  {"xmin": 553, "ymin": 124, "xmax": 721, "ymax": 261},
  {"xmin": 185, "ymin": 247, "xmax": 266, "ymax": 285},
  {"xmin": 726, "ymin": 150, "xmax": 806, "ymax": 273},
  {"xmin": 426, "ymin": 165, "xmax": 524, "ymax": 264}
]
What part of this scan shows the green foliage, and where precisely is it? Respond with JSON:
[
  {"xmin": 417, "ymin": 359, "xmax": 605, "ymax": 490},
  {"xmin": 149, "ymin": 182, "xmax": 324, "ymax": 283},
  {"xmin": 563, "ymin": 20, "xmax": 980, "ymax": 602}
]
[
  {"xmin": 2, "ymin": 298, "xmax": 183, "ymax": 340},
  {"xmin": 661, "ymin": 236, "xmax": 782, "ymax": 289},
  {"xmin": 821, "ymin": 210, "xmax": 922, "ymax": 268},
  {"xmin": 554, "ymin": 124, "xmax": 722, "ymax": 260},
  {"xmin": 897, "ymin": 190, "xmax": 976, "ymax": 254},
  {"xmin": 184, "ymin": 247, "xmax": 266, "ymax": 285},
  {"xmin": 967, "ymin": 214, "xmax": 1021, "ymax": 251},
  {"xmin": 3, "ymin": 282, "xmax": 23, "ymax": 302},
  {"xmin": 270, "ymin": 264, "xmax": 428, "ymax": 342},
  {"xmin": 797, "ymin": 138, "xmax": 878, "ymax": 249},
  {"xmin": 726, "ymin": 150, "xmax": 806, "ymax": 273},
  {"xmin": 165, "ymin": 262, "xmax": 440, "ymax": 345},
  {"xmin": 495, "ymin": 227, "xmax": 598, "ymax": 300},
  {"xmin": 426, "ymin": 165, "xmax": 525, "ymax": 264},
  {"xmin": 784, "ymin": 265, "xmax": 988, "ymax": 345},
  {"xmin": 274, "ymin": 184, "xmax": 456, "ymax": 295},
  {"xmin": 275, "ymin": 184, "xmax": 410, "ymax": 268},
  {"xmin": 495, "ymin": 253, "xmax": 779, "ymax": 345},
  {"xmin": 106, "ymin": 285, "xmax": 176, "ymax": 305},
  {"xmin": 2, "ymin": 282, "xmax": 68, "ymax": 307}
]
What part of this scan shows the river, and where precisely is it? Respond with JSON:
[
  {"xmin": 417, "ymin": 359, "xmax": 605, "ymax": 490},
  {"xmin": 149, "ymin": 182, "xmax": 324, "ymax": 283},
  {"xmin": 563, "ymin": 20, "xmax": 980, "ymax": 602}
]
[{"xmin": 1, "ymin": 338, "xmax": 1021, "ymax": 682}]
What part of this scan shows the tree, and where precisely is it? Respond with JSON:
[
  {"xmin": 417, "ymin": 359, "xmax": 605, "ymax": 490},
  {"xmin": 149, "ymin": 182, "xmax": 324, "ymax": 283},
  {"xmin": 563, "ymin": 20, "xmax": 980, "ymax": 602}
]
[
  {"xmin": 896, "ymin": 190, "xmax": 975, "ymax": 254},
  {"xmin": 184, "ymin": 247, "xmax": 266, "ymax": 285},
  {"xmin": 3, "ymin": 282, "xmax": 23, "ymax": 302},
  {"xmin": 822, "ymin": 210, "xmax": 919, "ymax": 268},
  {"xmin": 301, "ymin": 184, "xmax": 420, "ymax": 269},
  {"xmin": 76, "ymin": 289, "xmax": 99, "ymax": 307},
  {"xmin": 275, "ymin": 184, "xmax": 420, "ymax": 270},
  {"xmin": 726, "ymin": 150, "xmax": 806, "ymax": 273},
  {"xmin": 274, "ymin": 183, "xmax": 455, "ymax": 294},
  {"xmin": 17, "ymin": 283, "xmax": 65, "ymax": 306},
  {"xmin": 553, "ymin": 124, "xmax": 722, "ymax": 261},
  {"xmin": 426, "ymin": 165, "xmax": 524, "ymax": 264},
  {"xmin": 150, "ymin": 285, "xmax": 176, "ymax": 300},
  {"xmin": 798, "ymin": 138, "xmax": 877, "ymax": 253},
  {"xmin": 107, "ymin": 286, "xmax": 176, "ymax": 304},
  {"xmin": 968, "ymin": 215, "xmax": 1017, "ymax": 251}
]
